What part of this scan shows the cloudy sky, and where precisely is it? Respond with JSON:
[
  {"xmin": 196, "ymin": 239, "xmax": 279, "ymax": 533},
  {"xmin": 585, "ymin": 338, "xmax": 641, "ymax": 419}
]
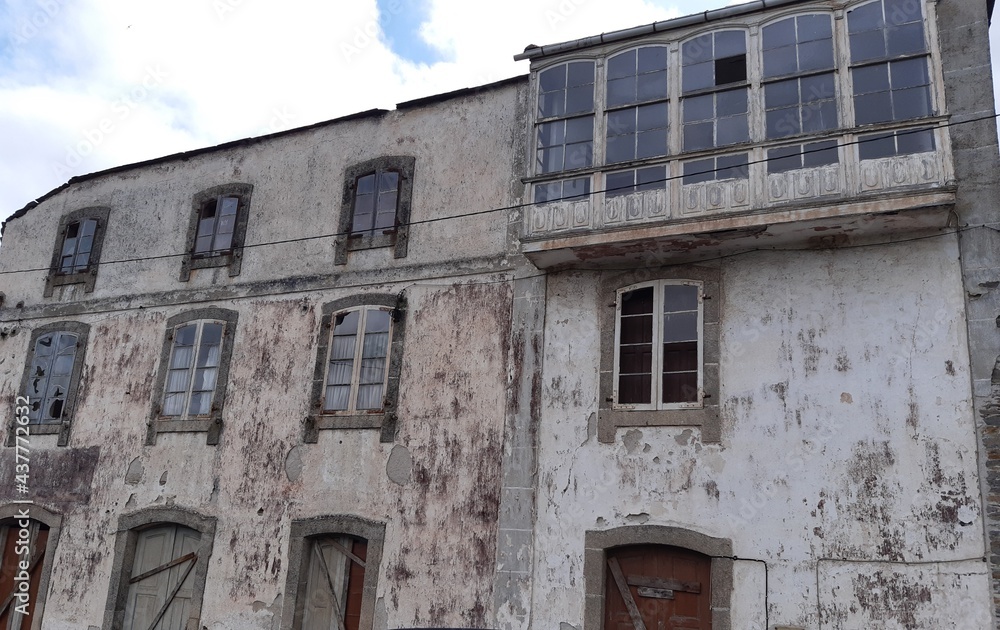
[{"xmin": 1, "ymin": 0, "xmax": 999, "ymax": 242}]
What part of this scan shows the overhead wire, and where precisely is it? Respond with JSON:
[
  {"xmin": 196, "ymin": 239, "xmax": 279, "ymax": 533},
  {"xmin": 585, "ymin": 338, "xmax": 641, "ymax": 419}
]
[{"xmin": 0, "ymin": 111, "xmax": 996, "ymax": 279}]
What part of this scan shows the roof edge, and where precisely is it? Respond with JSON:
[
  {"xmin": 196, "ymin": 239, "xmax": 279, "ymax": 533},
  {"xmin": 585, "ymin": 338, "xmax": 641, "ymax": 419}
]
[{"xmin": 514, "ymin": 0, "xmax": 807, "ymax": 61}]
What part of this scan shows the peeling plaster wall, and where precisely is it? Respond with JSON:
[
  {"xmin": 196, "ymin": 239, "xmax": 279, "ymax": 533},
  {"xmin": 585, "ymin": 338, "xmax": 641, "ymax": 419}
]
[
  {"xmin": 532, "ymin": 238, "xmax": 990, "ymax": 628},
  {"xmin": 0, "ymin": 80, "xmax": 526, "ymax": 629}
]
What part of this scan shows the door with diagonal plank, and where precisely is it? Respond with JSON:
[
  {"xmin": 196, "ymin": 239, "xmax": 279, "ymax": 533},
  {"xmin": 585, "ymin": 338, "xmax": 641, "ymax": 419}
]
[{"xmin": 604, "ymin": 545, "xmax": 711, "ymax": 630}]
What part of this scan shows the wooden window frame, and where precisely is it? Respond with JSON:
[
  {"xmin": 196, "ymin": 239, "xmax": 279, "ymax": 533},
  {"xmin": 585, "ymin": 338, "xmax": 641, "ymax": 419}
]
[
  {"xmin": 335, "ymin": 157, "xmax": 415, "ymax": 264},
  {"xmin": 102, "ymin": 507, "xmax": 216, "ymax": 630},
  {"xmin": 0, "ymin": 504, "xmax": 62, "ymax": 630},
  {"xmin": 147, "ymin": 308, "xmax": 238, "ymax": 445},
  {"xmin": 44, "ymin": 207, "xmax": 110, "ymax": 297},
  {"xmin": 598, "ymin": 266, "xmax": 720, "ymax": 444},
  {"xmin": 304, "ymin": 295, "xmax": 406, "ymax": 444},
  {"xmin": 7, "ymin": 322, "xmax": 89, "ymax": 447},
  {"xmin": 179, "ymin": 183, "xmax": 253, "ymax": 281},
  {"xmin": 282, "ymin": 515, "xmax": 386, "ymax": 630}
]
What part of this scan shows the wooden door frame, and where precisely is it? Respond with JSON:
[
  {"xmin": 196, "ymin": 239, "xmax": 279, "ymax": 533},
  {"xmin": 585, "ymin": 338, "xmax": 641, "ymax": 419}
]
[{"xmin": 583, "ymin": 525, "xmax": 733, "ymax": 630}]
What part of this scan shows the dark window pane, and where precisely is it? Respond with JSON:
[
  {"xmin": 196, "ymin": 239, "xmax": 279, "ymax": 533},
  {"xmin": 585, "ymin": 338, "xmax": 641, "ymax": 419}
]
[
  {"xmin": 892, "ymin": 85, "xmax": 932, "ymax": 120},
  {"xmin": 636, "ymin": 166, "xmax": 665, "ymax": 191},
  {"xmin": 608, "ymin": 50, "xmax": 635, "ymax": 79},
  {"xmin": 848, "ymin": 1, "xmax": 884, "ymax": 33},
  {"xmin": 564, "ymin": 142, "xmax": 593, "ymax": 169},
  {"xmin": 637, "ymin": 47, "xmax": 668, "ymax": 73},
  {"xmin": 896, "ymin": 128, "xmax": 935, "ymax": 154},
  {"xmin": 539, "ymin": 65, "xmax": 566, "ymax": 92},
  {"xmin": 684, "ymin": 158, "xmax": 715, "ymax": 184},
  {"xmin": 682, "ymin": 35, "xmax": 713, "ymax": 65},
  {"xmin": 891, "ymin": 57, "xmax": 929, "ymax": 89},
  {"xmin": 636, "ymin": 130, "xmax": 667, "ymax": 159},
  {"xmin": 798, "ymin": 14, "xmax": 832, "ymax": 41},
  {"xmin": 563, "ymin": 177, "xmax": 590, "ymax": 200},
  {"xmin": 663, "ymin": 341, "xmax": 698, "ymax": 372},
  {"xmin": 219, "ymin": 196, "xmax": 238, "ymax": 216},
  {"xmin": 683, "ymin": 61, "xmax": 714, "ymax": 92},
  {"xmin": 717, "ymin": 154, "xmax": 749, "ymax": 180},
  {"xmin": 537, "ymin": 147, "xmax": 563, "ymax": 174},
  {"xmin": 799, "ymin": 39, "xmax": 834, "ymax": 72},
  {"xmin": 621, "ymin": 287, "xmax": 654, "ymax": 315},
  {"xmin": 853, "ymin": 64, "xmax": 890, "ymax": 95},
  {"xmin": 850, "ymin": 30, "xmax": 887, "ymax": 63},
  {"xmin": 801, "ymin": 73, "xmax": 836, "ymax": 103},
  {"xmin": 605, "ymin": 135, "xmax": 633, "ymax": 164},
  {"xmin": 763, "ymin": 46, "xmax": 797, "ymax": 78},
  {"xmin": 885, "ymin": 0, "xmax": 922, "ymax": 24},
  {"xmin": 539, "ymin": 91, "xmax": 565, "ymax": 118},
  {"xmin": 378, "ymin": 172, "xmax": 399, "ymax": 193},
  {"xmin": 356, "ymin": 174, "xmax": 375, "ymax": 195},
  {"xmin": 565, "ymin": 116, "xmax": 593, "ymax": 143},
  {"xmin": 607, "ymin": 76, "xmax": 636, "ymax": 107},
  {"xmin": 664, "ymin": 284, "xmax": 698, "ymax": 311},
  {"xmin": 534, "ymin": 182, "xmax": 560, "ymax": 203},
  {"xmin": 716, "ymin": 88, "xmax": 747, "ymax": 116},
  {"xmin": 663, "ymin": 371, "xmax": 698, "ymax": 404},
  {"xmin": 565, "ymin": 85, "xmax": 594, "ymax": 114},
  {"xmin": 859, "ymin": 133, "xmax": 896, "ymax": 159},
  {"xmin": 714, "ymin": 30, "xmax": 746, "ymax": 57},
  {"xmin": 567, "ymin": 61, "xmax": 594, "ymax": 86},
  {"xmin": 803, "ymin": 140, "xmax": 839, "ymax": 167},
  {"xmin": 683, "ymin": 94, "xmax": 714, "ymax": 122},
  {"xmin": 636, "ymin": 102, "xmax": 668, "ymax": 130},
  {"xmin": 606, "ymin": 171, "xmax": 635, "ymax": 198},
  {"xmin": 80, "ymin": 218, "xmax": 97, "ymax": 237},
  {"xmin": 607, "ymin": 109, "xmax": 636, "ymax": 136},
  {"xmin": 636, "ymin": 70, "xmax": 668, "ymax": 101},
  {"xmin": 684, "ymin": 122, "xmax": 714, "ymax": 151},
  {"xmin": 716, "ymin": 115, "xmax": 749, "ymax": 145},
  {"xmin": 766, "ymin": 79, "xmax": 799, "ymax": 109},
  {"xmin": 715, "ymin": 55, "xmax": 747, "ymax": 85},
  {"xmin": 767, "ymin": 107, "xmax": 800, "ymax": 138},
  {"xmin": 620, "ymin": 314, "xmax": 653, "ymax": 344},
  {"xmin": 618, "ymin": 374, "xmax": 652, "ymax": 404},
  {"xmin": 854, "ymin": 92, "xmax": 893, "ymax": 125},
  {"xmin": 887, "ymin": 22, "xmax": 925, "ymax": 55},
  {"xmin": 538, "ymin": 121, "xmax": 565, "ymax": 147},
  {"xmin": 801, "ymin": 100, "xmax": 838, "ymax": 133},
  {"xmin": 767, "ymin": 146, "xmax": 802, "ymax": 173},
  {"xmin": 762, "ymin": 18, "xmax": 795, "ymax": 50}
]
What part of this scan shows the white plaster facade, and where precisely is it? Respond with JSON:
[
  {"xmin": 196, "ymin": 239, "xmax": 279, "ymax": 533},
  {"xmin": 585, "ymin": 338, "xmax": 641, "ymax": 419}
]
[{"xmin": 0, "ymin": 0, "xmax": 998, "ymax": 628}]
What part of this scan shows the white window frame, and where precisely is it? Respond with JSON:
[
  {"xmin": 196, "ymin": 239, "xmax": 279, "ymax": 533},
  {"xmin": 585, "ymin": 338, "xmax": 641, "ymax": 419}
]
[
  {"xmin": 612, "ymin": 279, "xmax": 704, "ymax": 411},
  {"xmin": 322, "ymin": 306, "xmax": 394, "ymax": 414}
]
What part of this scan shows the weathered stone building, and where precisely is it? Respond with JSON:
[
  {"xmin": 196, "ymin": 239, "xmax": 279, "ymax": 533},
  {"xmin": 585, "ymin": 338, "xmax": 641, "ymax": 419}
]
[{"xmin": 1, "ymin": 0, "xmax": 998, "ymax": 628}]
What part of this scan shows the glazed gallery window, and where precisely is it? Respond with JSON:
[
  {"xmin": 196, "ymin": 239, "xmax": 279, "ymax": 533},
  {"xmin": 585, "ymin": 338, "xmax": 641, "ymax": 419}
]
[
  {"xmin": 150, "ymin": 309, "xmax": 237, "ymax": 445},
  {"xmin": 11, "ymin": 322, "xmax": 89, "ymax": 446},
  {"xmin": 762, "ymin": 14, "xmax": 838, "ymax": 139},
  {"xmin": 179, "ymin": 184, "xmax": 252, "ymax": 281},
  {"xmin": 605, "ymin": 46, "xmax": 669, "ymax": 164},
  {"xmin": 45, "ymin": 207, "xmax": 110, "ymax": 296},
  {"xmin": 681, "ymin": 30, "xmax": 750, "ymax": 151},
  {"xmin": 351, "ymin": 170, "xmax": 400, "ymax": 238},
  {"xmin": 323, "ymin": 308, "xmax": 392, "ymax": 413},
  {"xmin": 300, "ymin": 535, "xmax": 369, "ymax": 630},
  {"xmin": 536, "ymin": 61, "xmax": 596, "ymax": 174},
  {"xmin": 614, "ymin": 280, "xmax": 703, "ymax": 408},
  {"xmin": 848, "ymin": 0, "xmax": 932, "ymax": 125}
]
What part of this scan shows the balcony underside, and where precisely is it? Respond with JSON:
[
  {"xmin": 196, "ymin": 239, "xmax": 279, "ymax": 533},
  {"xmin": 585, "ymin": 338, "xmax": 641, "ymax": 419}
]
[{"xmin": 521, "ymin": 189, "xmax": 956, "ymax": 269}]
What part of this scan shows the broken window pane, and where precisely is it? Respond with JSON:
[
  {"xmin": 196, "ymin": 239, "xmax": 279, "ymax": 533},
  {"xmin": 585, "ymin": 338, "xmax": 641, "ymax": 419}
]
[
  {"xmin": 27, "ymin": 331, "xmax": 78, "ymax": 424},
  {"xmin": 59, "ymin": 218, "xmax": 98, "ymax": 274}
]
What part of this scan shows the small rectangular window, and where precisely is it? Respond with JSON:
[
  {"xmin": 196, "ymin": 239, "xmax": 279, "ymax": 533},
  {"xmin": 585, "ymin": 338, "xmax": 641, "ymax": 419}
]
[
  {"xmin": 26, "ymin": 331, "xmax": 78, "ymax": 424},
  {"xmin": 534, "ymin": 177, "xmax": 591, "ymax": 204},
  {"xmin": 682, "ymin": 154, "xmax": 749, "ymax": 185},
  {"xmin": 324, "ymin": 308, "xmax": 392, "ymax": 413},
  {"xmin": 58, "ymin": 219, "xmax": 97, "ymax": 274},
  {"xmin": 766, "ymin": 140, "xmax": 839, "ymax": 174},
  {"xmin": 615, "ymin": 281, "xmax": 703, "ymax": 409},
  {"xmin": 162, "ymin": 321, "xmax": 224, "ymax": 417},
  {"xmin": 858, "ymin": 127, "xmax": 935, "ymax": 160},
  {"xmin": 606, "ymin": 166, "xmax": 666, "ymax": 198},
  {"xmin": 193, "ymin": 196, "xmax": 239, "ymax": 256},
  {"xmin": 351, "ymin": 171, "xmax": 400, "ymax": 237}
]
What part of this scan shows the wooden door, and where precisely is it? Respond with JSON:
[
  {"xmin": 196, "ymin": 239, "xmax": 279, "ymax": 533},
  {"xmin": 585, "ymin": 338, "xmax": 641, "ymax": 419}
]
[
  {"xmin": 603, "ymin": 545, "xmax": 711, "ymax": 630},
  {"xmin": 302, "ymin": 536, "xmax": 368, "ymax": 630},
  {"xmin": 123, "ymin": 524, "xmax": 201, "ymax": 630},
  {"xmin": 0, "ymin": 521, "xmax": 48, "ymax": 630}
]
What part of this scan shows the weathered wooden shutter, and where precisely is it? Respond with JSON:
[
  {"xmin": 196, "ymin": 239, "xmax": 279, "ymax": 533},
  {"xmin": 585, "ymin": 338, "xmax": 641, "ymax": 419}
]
[
  {"xmin": 0, "ymin": 521, "xmax": 48, "ymax": 630},
  {"xmin": 302, "ymin": 536, "xmax": 368, "ymax": 630},
  {"xmin": 123, "ymin": 525, "xmax": 201, "ymax": 630}
]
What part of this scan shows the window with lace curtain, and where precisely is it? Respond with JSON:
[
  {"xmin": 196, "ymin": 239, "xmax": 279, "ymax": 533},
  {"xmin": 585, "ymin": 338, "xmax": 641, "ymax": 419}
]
[
  {"xmin": 306, "ymin": 296, "xmax": 406, "ymax": 443},
  {"xmin": 149, "ymin": 308, "xmax": 238, "ymax": 445}
]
